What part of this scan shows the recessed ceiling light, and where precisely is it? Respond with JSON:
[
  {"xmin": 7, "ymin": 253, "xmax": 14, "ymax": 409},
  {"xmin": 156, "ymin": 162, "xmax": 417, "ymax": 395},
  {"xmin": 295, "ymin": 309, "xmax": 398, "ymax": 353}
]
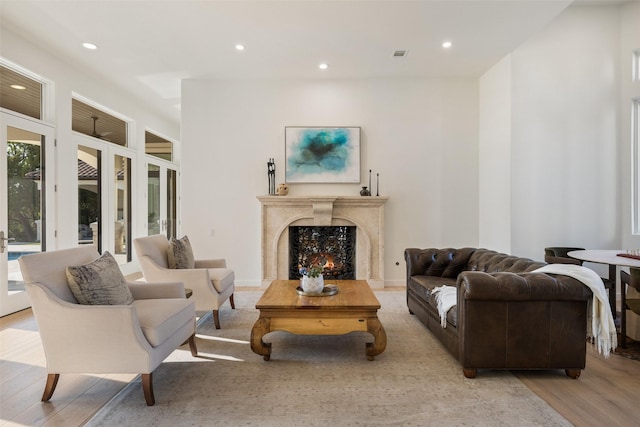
[
  {"xmin": 235, "ymin": 44, "xmax": 245, "ymax": 51},
  {"xmin": 82, "ymin": 42, "xmax": 98, "ymax": 50},
  {"xmin": 319, "ymin": 63, "xmax": 329, "ymax": 70},
  {"xmin": 442, "ymin": 41, "xmax": 453, "ymax": 49},
  {"xmin": 10, "ymin": 84, "xmax": 26, "ymax": 90}
]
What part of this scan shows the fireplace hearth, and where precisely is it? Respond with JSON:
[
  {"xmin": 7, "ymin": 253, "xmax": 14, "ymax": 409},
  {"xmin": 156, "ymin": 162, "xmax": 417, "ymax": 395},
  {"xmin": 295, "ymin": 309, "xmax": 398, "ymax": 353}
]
[{"xmin": 289, "ymin": 226, "xmax": 356, "ymax": 280}]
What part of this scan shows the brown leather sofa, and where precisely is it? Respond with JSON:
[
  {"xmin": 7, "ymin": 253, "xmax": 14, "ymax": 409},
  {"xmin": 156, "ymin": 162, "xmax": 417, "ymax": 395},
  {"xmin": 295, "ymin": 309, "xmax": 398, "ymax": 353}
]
[{"xmin": 405, "ymin": 247, "xmax": 593, "ymax": 378}]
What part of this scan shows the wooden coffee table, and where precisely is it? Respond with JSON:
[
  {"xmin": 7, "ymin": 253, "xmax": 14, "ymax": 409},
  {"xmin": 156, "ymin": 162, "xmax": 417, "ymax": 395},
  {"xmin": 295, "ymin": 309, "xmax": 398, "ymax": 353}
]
[{"xmin": 250, "ymin": 280, "xmax": 387, "ymax": 361}]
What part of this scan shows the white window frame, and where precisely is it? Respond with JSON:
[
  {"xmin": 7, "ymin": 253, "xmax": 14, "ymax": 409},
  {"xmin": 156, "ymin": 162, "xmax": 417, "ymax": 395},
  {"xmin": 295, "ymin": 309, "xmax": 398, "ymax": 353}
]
[{"xmin": 633, "ymin": 97, "xmax": 640, "ymax": 234}]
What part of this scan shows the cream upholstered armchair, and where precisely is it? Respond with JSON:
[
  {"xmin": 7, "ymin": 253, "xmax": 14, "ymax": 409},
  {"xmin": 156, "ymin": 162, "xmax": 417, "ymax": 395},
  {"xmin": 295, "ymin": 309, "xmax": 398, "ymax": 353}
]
[
  {"xmin": 18, "ymin": 246, "xmax": 197, "ymax": 406},
  {"xmin": 134, "ymin": 234, "xmax": 235, "ymax": 329}
]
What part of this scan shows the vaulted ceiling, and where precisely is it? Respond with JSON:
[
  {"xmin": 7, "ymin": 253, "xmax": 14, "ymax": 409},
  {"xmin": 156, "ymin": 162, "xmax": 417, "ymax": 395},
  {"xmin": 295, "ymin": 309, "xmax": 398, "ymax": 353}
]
[{"xmin": 0, "ymin": 1, "xmax": 622, "ymax": 125}]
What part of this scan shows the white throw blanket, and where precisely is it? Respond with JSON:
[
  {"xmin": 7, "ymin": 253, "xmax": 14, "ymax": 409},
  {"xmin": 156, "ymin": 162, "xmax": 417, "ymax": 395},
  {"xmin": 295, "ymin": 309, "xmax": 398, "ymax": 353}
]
[
  {"xmin": 533, "ymin": 264, "xmax": 617, "ymax": 358},
  {"xmin": 432, "ymin": 285, "xmax": 458, "ymax": 328}
]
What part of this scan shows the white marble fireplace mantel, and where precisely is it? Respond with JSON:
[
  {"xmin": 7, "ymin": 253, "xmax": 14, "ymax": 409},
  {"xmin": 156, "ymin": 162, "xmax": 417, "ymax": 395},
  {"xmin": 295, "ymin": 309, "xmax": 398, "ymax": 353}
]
[{"xmin": 258, "ymin": 195, "xmax": 389, "ymax": 288}]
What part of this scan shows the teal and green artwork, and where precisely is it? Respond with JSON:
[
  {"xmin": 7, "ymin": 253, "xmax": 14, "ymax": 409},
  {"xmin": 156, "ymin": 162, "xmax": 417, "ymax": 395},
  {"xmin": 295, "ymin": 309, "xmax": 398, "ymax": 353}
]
[{"xmin": 285, "ymin": 127, "xmax": 360, "ymax": 183}]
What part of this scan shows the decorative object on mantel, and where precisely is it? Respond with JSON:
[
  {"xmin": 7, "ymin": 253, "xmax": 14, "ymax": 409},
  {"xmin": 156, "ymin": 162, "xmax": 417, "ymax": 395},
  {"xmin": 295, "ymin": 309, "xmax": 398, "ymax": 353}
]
[
  {"xmin": 360, "ymin": 186, "xmax": 371, "ymax": 196},
  {"xmin": 376, "ymin": 173, "xmax": 380, "ymax": 196},
  {"xmin": 285, "ymin": 127, "xmax": 360, "ymax": 183},
  {"xmin": 276, "ymin": 183, "xmax": 289, "ymax": 196},
  {"xmin": 267, "ymin": 158, "xmax": 276, "ymax": 195},
  {"xmin": 369, "ymin": 169, "xmax": 372, "ymax": 192}
]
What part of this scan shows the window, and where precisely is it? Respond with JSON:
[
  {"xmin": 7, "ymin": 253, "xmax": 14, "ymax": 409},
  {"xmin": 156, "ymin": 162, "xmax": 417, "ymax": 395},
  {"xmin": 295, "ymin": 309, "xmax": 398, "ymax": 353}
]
[
  {"xmin": 77, "ymin": 145, "xmax": 101, "ymax": 248},
  {"xmin": 633, "ymin": 98, "xmax": 640, "ymax": 234},
  {"xmin": 0, "ymin": 64, "xmax": 42, "ymax": 119},
  {"xmin": 114, "ymin": 154, "xmax": 132, "ymax": 262},
  {"xmin": 72, "ymin": 98, "xmax": 128, "ymax": 147},
  {"xmin": 145, "ymin": 131, "xmax": 173, "ymax": 161}
]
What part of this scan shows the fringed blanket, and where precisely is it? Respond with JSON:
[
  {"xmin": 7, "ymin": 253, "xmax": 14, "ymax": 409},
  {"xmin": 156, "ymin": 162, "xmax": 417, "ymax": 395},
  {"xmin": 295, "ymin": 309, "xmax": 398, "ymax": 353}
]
[
  {"xmin": 533, "ymin": 264, "xmax": 617, "ymax": 358},
  {"xmin": 432, "ymin": 285, "xmax": 457, "ymax": 328}
]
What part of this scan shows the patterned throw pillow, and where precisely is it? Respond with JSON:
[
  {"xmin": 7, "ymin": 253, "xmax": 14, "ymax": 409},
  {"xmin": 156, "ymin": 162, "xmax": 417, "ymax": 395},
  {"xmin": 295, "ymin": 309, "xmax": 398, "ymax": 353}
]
[
  {"xmin": 66, "ymin": 251, "xmax": 134, "ymax": 305},
  {"xmin": 168, "ymin": 235, "xmax": 195, "ymax": 269}
]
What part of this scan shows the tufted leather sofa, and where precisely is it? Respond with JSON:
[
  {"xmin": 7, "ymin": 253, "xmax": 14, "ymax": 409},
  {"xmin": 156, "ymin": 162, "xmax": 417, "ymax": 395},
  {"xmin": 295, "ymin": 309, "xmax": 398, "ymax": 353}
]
[{"xmin": 405, "ymin": 248, "xmax": 593, "ymax": 378}]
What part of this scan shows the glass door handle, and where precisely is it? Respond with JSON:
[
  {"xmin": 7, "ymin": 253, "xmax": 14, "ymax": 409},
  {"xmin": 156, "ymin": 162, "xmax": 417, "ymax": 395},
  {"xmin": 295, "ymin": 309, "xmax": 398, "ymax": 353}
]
[{"xmin": 0, "ymin": 231, "xmax": 16, "ymax": 254}]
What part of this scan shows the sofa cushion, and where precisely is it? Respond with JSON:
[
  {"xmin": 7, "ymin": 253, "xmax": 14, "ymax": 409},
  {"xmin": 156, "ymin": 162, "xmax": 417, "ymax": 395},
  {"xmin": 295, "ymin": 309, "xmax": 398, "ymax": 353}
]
[
  {"xmin": 133, "ymin": 298, "xmax": 195, "ymax": 347},
  {"xmin": 168, "ymin": 235, "xmax": 195, "ymax": 269},
  {"xmin": 65, "ymin": 251, "xmax": 134, "ymax": 305},
  {"xmin": 408, "ymin": 276, "xmax": 458, "ymax": 326},
  {"xmin": 208, "ymin": 268, "xmax": 235, "ymax": 292}
]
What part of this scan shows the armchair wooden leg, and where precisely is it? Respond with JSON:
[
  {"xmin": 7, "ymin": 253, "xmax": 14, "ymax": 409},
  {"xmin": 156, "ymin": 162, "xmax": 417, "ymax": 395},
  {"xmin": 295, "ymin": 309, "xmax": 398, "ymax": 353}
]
[
  {"xmin": 188, "ymin": 333, "xmax": 198, "ymax": 357},
  {"xmin": 142, "ymin": 373, "xmax": 155, "ymax": 406},
  {"xmin": 213, "ymin": 310, "xmax": 221, "ymax": 329},
  {"xmin": 230, "ymin": 293, "xmax": 235, "ymax": 309},
  {"xmin": 41, "ymin": 373, "xmax": 59, "ymax": 402}
]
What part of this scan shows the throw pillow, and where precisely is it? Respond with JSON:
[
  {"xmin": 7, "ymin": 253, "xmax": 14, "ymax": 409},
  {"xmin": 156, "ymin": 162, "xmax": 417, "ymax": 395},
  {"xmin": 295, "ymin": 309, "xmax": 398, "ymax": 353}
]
[
  {"xmin": 66, "ymin": 251, "xmax": 134, "ymax": 305},
  {"xmin": 168, "ymin": 235, "xmax": 195, "ymax": 269}
]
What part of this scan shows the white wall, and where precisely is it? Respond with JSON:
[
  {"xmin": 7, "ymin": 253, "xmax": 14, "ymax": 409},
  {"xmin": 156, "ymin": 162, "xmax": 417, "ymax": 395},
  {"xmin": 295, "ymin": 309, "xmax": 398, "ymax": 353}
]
[
  {"xmin": 1, "ymin": 28, "xmax": 180, "ymax": 273},
  {"xmin": 479, "ymin": 5, "xmax": 622, "ymax": 262},
  {"xmin": 181, "ymin": 78, "xmax": 479, "ymax": 286},
  {"xmin": 479, "ymin": 56, "xmax": 512, "ymax": 253}
]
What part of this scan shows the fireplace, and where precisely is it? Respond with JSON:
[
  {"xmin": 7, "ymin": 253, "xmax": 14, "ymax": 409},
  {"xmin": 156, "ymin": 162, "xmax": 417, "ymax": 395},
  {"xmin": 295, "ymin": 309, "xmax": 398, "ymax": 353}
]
[
  {"xmin": 258, "ymin": 196, "xmax": 388, "ymax": 288},
  {"xmin": 288, "ymin": 226, "xmax": 356, "ymax": 280}
]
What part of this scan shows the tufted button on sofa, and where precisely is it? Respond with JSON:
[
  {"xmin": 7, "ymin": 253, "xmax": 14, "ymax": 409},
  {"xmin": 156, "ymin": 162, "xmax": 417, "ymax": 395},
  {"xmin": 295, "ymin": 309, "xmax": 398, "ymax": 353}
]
[{"xmin": 405, "ymin": 248, "xmax": 593, "ymax": 379}]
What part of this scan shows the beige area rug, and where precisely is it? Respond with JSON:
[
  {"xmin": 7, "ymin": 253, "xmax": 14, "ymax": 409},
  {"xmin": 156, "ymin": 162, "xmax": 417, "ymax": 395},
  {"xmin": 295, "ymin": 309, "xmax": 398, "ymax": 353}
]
[{"xmin": 87, "ymin": 291, "xmax": 570, "ymax": 427}]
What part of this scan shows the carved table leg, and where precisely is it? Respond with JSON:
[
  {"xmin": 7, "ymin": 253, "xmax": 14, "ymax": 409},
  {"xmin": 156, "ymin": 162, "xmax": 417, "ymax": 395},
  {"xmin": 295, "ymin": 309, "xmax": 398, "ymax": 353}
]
[
  {"xmin": 366, "ymin": 318, "xmax": 387, "ymax": 361},
  {"xmin": 250, "ymin": 317, "xmax": 272, "ymax": 361}
]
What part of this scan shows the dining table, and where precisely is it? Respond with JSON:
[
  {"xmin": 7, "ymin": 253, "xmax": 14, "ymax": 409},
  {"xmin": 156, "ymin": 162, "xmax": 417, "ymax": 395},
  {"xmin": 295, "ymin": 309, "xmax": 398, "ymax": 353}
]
[{"xmin": 568, "ymin": 249, "xmax": 640, "ymax": 347}]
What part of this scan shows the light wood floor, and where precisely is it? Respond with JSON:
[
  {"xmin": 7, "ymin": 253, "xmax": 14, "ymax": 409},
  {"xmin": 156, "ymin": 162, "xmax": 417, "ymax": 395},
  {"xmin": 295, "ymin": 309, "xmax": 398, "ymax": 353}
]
[{"xmin": 2, "ymin": 292, "xmax": 639, "ymax": 426}]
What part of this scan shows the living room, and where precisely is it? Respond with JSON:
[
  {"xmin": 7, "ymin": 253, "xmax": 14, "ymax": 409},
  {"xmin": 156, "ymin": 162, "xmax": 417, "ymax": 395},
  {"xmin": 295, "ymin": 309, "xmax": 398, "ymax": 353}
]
[{"xmin": 1, "ymin": 0, "xmax": 639, "ymax": 425}]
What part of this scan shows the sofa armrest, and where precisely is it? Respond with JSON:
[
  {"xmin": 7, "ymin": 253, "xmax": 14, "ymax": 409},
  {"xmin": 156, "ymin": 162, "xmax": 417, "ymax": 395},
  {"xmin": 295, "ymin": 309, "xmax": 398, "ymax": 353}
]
[
  {"xmin": 194, "ymin": 259, "xmax": 226, "ymax": 268},
  {"xmin": 25, "ymin": 283, "xmax": 153, "ymax": 372},
  {"xmin": 455, "ymin": 271, "xmax": 592, "ymax": 373},
  {"xmin": 458, "ymin": 271, "xmax": 593, "ymax": 302},
  {"xmin": 128, "ymin": 282, "xmax": 185, "ymax": 299}
]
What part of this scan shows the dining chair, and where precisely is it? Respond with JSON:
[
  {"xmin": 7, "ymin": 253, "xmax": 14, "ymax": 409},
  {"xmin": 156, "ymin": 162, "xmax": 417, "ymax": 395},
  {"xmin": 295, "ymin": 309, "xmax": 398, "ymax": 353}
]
[{"xmin": 620, "ymin": 268, "xmax": 640, "ymax": 348}]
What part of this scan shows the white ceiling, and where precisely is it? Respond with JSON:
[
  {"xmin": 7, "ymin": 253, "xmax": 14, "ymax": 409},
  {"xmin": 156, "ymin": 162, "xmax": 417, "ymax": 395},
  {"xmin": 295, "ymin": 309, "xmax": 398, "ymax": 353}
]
[{"xmin": 1, "ymin": 0, "xmax": 621, "ymax": 124}]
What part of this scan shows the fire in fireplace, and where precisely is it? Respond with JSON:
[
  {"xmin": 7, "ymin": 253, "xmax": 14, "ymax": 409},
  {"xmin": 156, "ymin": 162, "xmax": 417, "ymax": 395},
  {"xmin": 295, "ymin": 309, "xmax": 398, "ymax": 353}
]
[{"xmin": 288, "ymin": 226, "xmax": 356, "ymax": 280}]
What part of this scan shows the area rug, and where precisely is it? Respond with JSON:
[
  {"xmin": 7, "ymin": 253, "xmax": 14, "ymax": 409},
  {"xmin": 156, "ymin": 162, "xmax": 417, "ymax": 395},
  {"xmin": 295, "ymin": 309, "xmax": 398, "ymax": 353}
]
[{"xmin": 87, "ymin": 291, "xmax": 570, "ymax": 427}]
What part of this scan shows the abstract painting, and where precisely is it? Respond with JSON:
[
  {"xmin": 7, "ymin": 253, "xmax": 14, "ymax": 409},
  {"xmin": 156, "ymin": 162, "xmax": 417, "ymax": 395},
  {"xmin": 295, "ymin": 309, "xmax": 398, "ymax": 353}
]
[{"xmin": 285, "ymin": 127, "xmax": 360, "ymax": 183}]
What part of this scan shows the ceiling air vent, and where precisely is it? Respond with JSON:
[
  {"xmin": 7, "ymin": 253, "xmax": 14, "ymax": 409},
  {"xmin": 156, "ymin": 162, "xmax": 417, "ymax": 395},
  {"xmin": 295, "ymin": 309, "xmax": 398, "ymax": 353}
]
[{"xmin": 393, "ymin": 50, "xmax": 408, "ymax": 57}]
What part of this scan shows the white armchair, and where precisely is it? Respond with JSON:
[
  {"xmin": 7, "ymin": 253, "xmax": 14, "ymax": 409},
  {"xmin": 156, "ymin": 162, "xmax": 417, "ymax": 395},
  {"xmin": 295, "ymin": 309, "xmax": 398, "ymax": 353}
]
[
  {"xmin": 133, "ymin": 234, "xmax": 235, "ymax": 329},
  {"xmin": 18, "ymin": 246, "xmax": 197, "ymax": 406}
]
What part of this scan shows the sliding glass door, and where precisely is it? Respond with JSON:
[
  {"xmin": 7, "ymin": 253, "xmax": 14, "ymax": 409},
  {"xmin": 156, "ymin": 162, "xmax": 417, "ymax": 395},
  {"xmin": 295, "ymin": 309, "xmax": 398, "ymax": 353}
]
[{"xmin": 1, "ymin": 112, "xmax": 55, "ymax": 316}]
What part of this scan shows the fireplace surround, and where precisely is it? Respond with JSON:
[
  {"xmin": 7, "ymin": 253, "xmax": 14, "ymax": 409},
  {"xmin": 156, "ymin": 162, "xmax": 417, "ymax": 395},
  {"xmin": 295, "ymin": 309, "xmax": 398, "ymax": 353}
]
[{"xmin": 258, "ymin": 196, "xmax": 388, "ymax": 288}]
